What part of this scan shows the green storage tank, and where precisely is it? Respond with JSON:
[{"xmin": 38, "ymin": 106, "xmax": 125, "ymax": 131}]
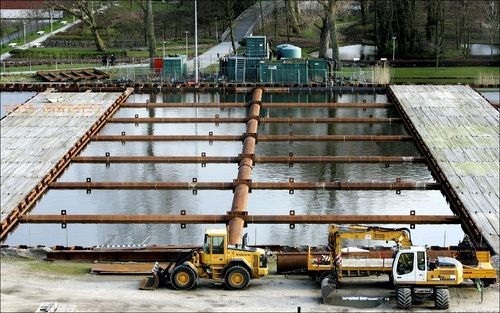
[
  {"xmin": 163, "ymin": 55, "xmax": 187, "ymax": 81},
  {"xmin": 246, "ymin": 36, "xmax": 267, "ymax": 58},
  {"xmin": 277, "ymin": 44, "xmax": 301, "ymax": 59},
  {"xmin": 259, "ymin": 60, "xmax": 308, "ymax": 84},
  {"xmin": 307, "ymin": 59, "xmax": 331, "ymax": 83}
]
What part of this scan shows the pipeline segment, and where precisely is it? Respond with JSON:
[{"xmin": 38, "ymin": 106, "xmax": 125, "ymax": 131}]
[{"xmin": 228, "ymin": 88, "xmax": 262, "ymax": 245}]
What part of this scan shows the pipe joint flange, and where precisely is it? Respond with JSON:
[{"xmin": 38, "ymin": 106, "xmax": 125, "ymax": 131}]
[{"xmin": 232, "ymin": 179, "xmax": 252, "ymax": 193}]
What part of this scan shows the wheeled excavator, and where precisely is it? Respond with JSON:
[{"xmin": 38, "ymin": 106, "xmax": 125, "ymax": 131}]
[
  {"xmin": 312, "ymin": 225, "xmax": 497, "ymax": 310},
  {"xmin": 141, "ymin": 228, "xmax": 268, "ymax": 290}
]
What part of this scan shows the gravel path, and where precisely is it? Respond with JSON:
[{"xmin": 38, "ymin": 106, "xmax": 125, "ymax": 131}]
[{"xmin": 1, "ymin": 255, "xmax": 498, "ymax": 312}]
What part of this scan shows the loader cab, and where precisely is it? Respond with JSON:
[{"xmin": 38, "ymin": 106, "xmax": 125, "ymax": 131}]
[
  {"xmin": 201, "ymin": 229, "xmax": 228, "ymax": 265},
  {"xmin": 393, "ymin": 247, "xmax": 428, "ymax": 284}
]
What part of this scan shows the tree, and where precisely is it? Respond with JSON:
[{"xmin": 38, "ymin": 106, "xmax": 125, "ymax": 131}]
[
  {"xmin": 318, "ymin": 0, "xmax": 341, "ymax": 70},
  {"xmin": 224, "ymin": 0, "xmax": 237, "ymax": 54},
  {"xmin": 285, "ymin": 0, "xmax": 300, "ymax": 34},
  {"xmin": 46, "ymin": 0, "xmax": 109, "ymax": 52},
  {"xmin": 481, "ymin": 0, "xmax": 499, "ymax": 58},
  {"xmin": 136, "ymin": 0, "xmax": 156, "ymax": 59},
  {"xmin": 314, "ymin": 14, "xmax": 330, "ymax": 58}
]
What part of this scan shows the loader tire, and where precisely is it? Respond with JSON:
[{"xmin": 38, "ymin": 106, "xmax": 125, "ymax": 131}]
[
  {"xmin": 396, "ymin": 287, "xmax": 412, "ymax": 309},
  {"xmin": 224, "ymin": 265, "xmax": 251, "ymax": 290},
  {"xmin": 435, "ymin": 288, "xmax": 449, "ymax": 310},
  {"xmin": 170, "ymin": 265, "xmax": 197, "ymax": 290}
]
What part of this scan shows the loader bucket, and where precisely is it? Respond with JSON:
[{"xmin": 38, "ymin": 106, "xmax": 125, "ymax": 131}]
[
  {"xmin": 139, "ymin": 262, "xmax": 163, "ymax": 290},
  {"xmin": 139, "ymin": 275, "xmax": 160, "ymax": 290}
]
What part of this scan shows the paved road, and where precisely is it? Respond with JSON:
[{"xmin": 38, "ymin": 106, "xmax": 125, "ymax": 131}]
[{"xmin": 189, "ymin": 0, "xmax": 278, "ymax": 72}]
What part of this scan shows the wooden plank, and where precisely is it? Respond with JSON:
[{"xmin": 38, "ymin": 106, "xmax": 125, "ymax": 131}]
[
  {"xmin": 390, "ymin": 85, "xmax": 499, "ymax": 253},
  {"xmin": 1, "ymin": 91, "xmax": 126, "ymax": 221}
]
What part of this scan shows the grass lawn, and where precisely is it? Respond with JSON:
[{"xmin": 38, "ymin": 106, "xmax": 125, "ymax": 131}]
[
  {"xmin": 0, "ymin": 15, "xmax": 75, "ymax": 54},
  {"xmin": 391, "ymin": 67, "xmax": 499, "ymax": 83}
]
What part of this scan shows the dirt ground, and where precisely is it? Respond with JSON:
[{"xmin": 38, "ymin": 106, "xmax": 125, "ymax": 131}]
[{"xmin": 1, "ymin": 255, "xmax": 499, "ymax": 313}]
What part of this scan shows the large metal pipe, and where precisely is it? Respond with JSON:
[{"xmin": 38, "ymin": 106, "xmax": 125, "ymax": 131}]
[
  {"xmin": 228, "ymin": 88, "xmax": 262, "ymax": 245},
  {"xmin": 19, "ymin": 214, "xmax": 460, "ymax": 224},
  {"xmin": 71, "ymin": 155, "xmax": 426, "ymax": 164},
  {"xmin": 91, "ymin": 134, "xmax": 413, "ymax": 142},
  {"xmin": 48, "ymin": 181, "xmax": 440, "ymax": 190},
  {"xmin": 107, "ymin": 117, "xmax": 402, "ymax": 124}
]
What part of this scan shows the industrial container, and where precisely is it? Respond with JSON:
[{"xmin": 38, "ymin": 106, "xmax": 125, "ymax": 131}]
[
  {"xmin": 153, "ymin": 58, "xmax": 163, "ymax": 74},
  {"xmin": 307, "ymin": 58, "xmax": 332, "ymax": 83},
  {"xmin": 226, "ymin": 56, "xmax": 262, "ymax": 82},
  {"xmin": 277, "ymin": 44, "xmax": 301, "ymax": 59},
  {"xmin": 246, "ymin": 36, "xmax": 267, "ymax": 58},
  {"xmin": 163, "ymin": 55, "xmax": 187, "ymax": 81},
  {"xmin": 259, "ymin": 60, "xmax": 308, "ymax": 84}
]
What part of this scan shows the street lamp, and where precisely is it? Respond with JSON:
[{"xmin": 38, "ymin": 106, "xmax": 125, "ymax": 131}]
[
  {"xmin": 163, "ymin": 41, "xmax": 166, "ymax": 58},
  {"xmin": 392, "ymin": 36, "xmax": 397, "ymax": 61},
  {"xmin": 184, "ymin": 31, "xmax": 189, "ymax": 57},
  {"xmin": 194, "ymin": 0, "xmax": 198, "ymax": 83},
  {"xmin": 22, "ymin": 21, "xmax": 27, "ymax": 44},
  {"xmin": 50, "ymin": 9, "xmax": 53, "ymax": 33}
]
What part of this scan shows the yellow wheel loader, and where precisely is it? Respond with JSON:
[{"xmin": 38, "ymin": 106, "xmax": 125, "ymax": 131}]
[{"xmin": 143, "ymin": 228, "xmax": 268, "ymax": 290}]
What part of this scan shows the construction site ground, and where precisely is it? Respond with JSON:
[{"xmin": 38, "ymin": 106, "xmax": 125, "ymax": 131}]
[{"xmin": 1, "ymin": 254, "xmax": 499, "ymax": 312}]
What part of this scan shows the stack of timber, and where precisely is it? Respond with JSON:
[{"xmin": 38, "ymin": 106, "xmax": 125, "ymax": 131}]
[{"xmin": 37, "ymin": 68, "xmax": 109, "ymax": 82}]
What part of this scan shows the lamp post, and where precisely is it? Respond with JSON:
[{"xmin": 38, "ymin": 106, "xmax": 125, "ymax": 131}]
[
  {"xmin": 163, "ymin": 41, "xmax": 166, "ymax": 58},
  {"xmin": 194, "ymin": 0, "xmax": 198, "ymax": 83},
  {"xmin": 23, "ymin": 20, "xmax": 27, "ymax": 44},
  {"xmin": 184, "ymin": 31, "xmax": 189, "ymax": 57},
  {"xmin": 392, "ymin": 36, "xmax": 396, "ymax": 61},
  {"xmin": 50, "ymin": 9, "xmax": 53, "ymax": 33}
]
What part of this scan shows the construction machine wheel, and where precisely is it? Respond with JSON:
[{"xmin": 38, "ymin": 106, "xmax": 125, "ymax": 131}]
[
  {"xmin": 434, "ymin": 288, "xmax": 449, "ymax": 310},
  {"xmin": 396, "ymin": 287, "xmax": 412, "ymax": 309},
  {"xmin": 224, "ymin": 265, "xmax": 251, "ymax": 290},
  {"xmin": 170, "ymin": 265, "xmax": 197, "ymax": 290}
]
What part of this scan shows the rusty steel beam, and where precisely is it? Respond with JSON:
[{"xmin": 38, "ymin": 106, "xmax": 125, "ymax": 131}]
[
  {"xmin": 228, "ymin": 88, "xmax": 262, "ymax": 245},
  {"xmin": 122, "ymin": 102, "xmax": 248, "ymax": 108},
  {"xmin": 121, "ymin": 102, "xmax": 393, "ymax": 108},
  {"xmin": 107, "ymin": 117, "xmax": 402, "ymax": 124},
  {"xmin": 0, "ymin": 88, "xmax": 134, "ymax": 242},
  {"xmin": 48, "ymin": 181, "xmax": 440, "ymax": 190},
  {"xmin": 71, "ymin": 155, "xmax": 426, "ymax": 164},
  {"xmin": 91, "ymin": 134, "xmax": 413, "ymax": 142},
  {"xmin": 18, "ymin": 214, "xmax": 460, "ymax": 224}
]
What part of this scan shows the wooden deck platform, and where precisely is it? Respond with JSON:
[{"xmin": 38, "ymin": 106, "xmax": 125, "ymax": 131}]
[
  {"xmin": 1, "ymin": 89, "xmax": 132, "ymax": 235},
  {"xmin": 390, "ymin": 85, "xmax": 499, "ymax": 253}
]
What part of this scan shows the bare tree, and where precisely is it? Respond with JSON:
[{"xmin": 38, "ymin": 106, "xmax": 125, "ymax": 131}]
[
  {"xmin": 318, "ymin": 0, "xmax": 341, "ymax": 69},
  {"xmin": 224, "ymin": 0, "xmax": 237, "ymax": 54},
  {"xmin": 481, "ymin": 0, "xmax": 499, "ymax": 58},
  {"xmin": 46, "ymin": 0, "xmax": 108, "ymax": 52},
  {"xmin": 286, "ymin": 0, "xmax": 301, "ymax": 34},
  {"xmin": 136, "ymin": 0, "xmax": 156, "ymax": 59},
  {"xmin": 314, "ymin": 12, "xmax": 330, "ymax": 58}
]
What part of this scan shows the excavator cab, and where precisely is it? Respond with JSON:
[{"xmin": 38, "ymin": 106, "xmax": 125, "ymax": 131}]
[{"xmin": 393, "ymin": 247, "xmax": 463, "ymax": 310}]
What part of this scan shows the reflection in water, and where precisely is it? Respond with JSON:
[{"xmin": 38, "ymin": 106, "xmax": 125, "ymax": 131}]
[{"xmin": 5, "ymin": 91, "xmax": 463, "ymax": 248}]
